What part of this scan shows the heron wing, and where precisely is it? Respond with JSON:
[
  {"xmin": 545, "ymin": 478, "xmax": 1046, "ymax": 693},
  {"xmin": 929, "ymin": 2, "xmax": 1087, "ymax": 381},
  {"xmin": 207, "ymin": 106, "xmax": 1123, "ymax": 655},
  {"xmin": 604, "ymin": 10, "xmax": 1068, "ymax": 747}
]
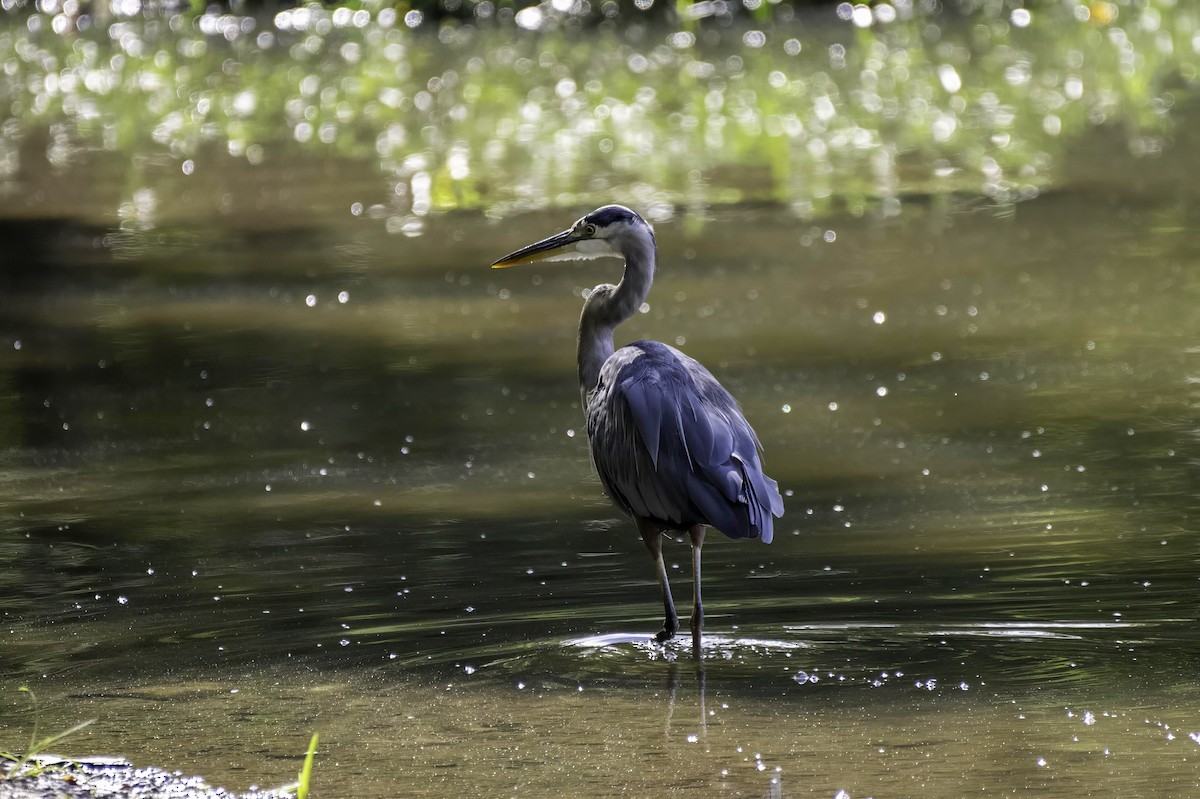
[
  {"xmin": 587, "ymin": 341, "xmax": 783, "ymax": 542},
  {"xmin": 585, "ymin": 348, "xmax": 685, "ymax": 525}
]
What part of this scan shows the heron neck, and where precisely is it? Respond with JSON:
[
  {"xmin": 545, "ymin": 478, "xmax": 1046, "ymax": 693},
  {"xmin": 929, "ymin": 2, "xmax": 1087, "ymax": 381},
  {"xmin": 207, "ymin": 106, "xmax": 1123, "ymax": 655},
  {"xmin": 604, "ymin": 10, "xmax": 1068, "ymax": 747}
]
[{"xmin": 577, "ymin": 239, "xmax": 655, "ymax": 394}]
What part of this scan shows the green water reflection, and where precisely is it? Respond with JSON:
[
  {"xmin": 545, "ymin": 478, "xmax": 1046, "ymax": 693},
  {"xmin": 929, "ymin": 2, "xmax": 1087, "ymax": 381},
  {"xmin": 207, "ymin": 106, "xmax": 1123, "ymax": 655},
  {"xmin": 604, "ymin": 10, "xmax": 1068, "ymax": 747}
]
[
  {"xmin": 2, "ymin": 1, "xmax": 1197, "ymax": 223},
  {"xmin": 2, "ymin": 2, "xmax": 1200, "ymax": 798}
]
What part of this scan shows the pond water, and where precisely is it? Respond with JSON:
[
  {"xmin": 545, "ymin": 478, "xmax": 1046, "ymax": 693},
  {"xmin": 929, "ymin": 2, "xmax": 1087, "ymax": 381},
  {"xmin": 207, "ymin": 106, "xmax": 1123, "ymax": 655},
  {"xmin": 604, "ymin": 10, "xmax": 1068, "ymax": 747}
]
[{"xmin": 2, "ymin": 3, "xmax": 1199, "ymax": 798}]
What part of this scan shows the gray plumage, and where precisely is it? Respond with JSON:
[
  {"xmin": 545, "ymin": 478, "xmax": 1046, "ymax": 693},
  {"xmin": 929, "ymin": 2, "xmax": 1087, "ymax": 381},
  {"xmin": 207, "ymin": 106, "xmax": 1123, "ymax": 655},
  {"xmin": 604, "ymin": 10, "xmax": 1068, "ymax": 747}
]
[
  {"xmin": 492, "ymin": 204, "xmax": 784, "ymax": 649},
  {"xmin": 587, "ymin": 340, "xmax": 781, "ymax": 542}
]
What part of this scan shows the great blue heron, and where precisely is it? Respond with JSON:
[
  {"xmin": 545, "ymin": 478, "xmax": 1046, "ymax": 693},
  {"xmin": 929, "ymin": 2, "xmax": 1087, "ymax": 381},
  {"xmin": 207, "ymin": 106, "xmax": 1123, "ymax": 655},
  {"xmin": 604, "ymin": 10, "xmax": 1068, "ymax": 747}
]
[{"xmin": 492, "ymin": 205, "xmax": 784, "ymax": 649}]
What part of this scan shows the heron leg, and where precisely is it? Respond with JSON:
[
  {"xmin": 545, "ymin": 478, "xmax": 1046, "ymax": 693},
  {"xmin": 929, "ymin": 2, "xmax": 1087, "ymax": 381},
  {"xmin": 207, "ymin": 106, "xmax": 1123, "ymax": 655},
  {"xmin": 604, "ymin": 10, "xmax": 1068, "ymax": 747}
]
[
  {"xmin": 638, "ymin": 518, "xmax": 678, "ymax": 642},
  {"xmin": 689, "ymin": 525, "xmax": 706, "ymax": 650}
]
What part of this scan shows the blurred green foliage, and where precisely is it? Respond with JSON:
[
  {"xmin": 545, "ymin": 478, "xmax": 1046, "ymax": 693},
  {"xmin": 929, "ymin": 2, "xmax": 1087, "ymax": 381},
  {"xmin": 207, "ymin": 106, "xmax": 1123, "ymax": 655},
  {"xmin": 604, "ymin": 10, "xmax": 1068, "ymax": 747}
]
[{"xmin": 0, "ymin": 0, "xmax": 1195, "ymax": 228}]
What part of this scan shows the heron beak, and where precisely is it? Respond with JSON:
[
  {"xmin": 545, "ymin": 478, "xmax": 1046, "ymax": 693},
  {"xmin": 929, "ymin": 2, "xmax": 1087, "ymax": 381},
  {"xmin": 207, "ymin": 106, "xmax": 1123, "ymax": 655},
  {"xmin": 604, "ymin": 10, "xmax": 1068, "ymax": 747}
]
[{"xmin": 491, "ymin": 228, "xmax": 576, "ymax": 269}]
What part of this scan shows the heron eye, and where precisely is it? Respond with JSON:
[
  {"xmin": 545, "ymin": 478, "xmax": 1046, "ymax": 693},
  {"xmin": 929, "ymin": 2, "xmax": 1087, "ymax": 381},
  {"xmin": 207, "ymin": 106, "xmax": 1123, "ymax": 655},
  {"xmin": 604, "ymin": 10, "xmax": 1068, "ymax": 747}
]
[{"xmin": 583, "ymin": 224, "xmax": 598, "ymax": 236}]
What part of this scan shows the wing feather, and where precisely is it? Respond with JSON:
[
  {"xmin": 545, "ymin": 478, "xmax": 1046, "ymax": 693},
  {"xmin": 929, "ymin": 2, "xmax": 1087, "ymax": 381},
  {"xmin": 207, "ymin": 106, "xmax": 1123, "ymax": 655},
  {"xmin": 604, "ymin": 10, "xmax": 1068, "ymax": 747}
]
[{"xmin": 585, "ymin": 341, "xmax": 783, "ymax": 541}]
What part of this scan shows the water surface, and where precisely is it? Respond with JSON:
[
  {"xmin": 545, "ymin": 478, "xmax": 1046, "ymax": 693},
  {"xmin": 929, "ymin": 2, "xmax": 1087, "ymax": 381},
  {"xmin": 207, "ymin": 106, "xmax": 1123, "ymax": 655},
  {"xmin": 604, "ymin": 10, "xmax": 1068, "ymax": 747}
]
[{"xmin": 2, "ymin": 4, "xmax": 1199, "ymax": 798}]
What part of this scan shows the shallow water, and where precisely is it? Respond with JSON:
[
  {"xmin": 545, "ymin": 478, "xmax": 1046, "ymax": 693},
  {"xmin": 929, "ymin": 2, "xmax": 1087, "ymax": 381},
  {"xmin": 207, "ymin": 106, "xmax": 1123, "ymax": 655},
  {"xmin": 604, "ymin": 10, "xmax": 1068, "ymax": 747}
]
[{"xmin": 3, "ymin": 4, "xmax": 1200, "ymax": 798}]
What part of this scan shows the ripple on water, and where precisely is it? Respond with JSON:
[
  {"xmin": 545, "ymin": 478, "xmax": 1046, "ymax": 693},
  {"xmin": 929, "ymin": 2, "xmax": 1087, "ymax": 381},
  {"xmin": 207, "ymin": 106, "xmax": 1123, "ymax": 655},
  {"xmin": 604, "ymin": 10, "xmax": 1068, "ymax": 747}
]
[
  {"xmin": 561, "ymin": 631, "xmax": 812, "ymax": 668},
  {"xmin": 922, "ymin": 620, "xmax": 1139, "ymax": 641}
]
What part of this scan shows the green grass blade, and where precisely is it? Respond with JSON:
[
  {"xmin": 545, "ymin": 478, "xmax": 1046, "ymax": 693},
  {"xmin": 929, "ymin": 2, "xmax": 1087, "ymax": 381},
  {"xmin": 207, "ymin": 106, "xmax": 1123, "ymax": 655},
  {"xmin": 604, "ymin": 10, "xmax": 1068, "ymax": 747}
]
[
  {"xmin": 3, "ymin": 688, "xmax": 94, "ymax": 781},
  {"xmin": 29, "ymin": 719, "xmax": 96, "ymax": 758},
  {"xmin": 296, "ymin": 733, "xmax": 318, "ymax": 799}
]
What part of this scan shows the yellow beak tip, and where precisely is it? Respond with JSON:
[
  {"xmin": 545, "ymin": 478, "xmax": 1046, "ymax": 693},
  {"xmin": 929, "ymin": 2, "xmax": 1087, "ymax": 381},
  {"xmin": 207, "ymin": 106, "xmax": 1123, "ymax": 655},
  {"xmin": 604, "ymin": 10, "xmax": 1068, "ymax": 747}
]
[
  {"xmin": 490, "ymin": 228, "xmax": 575, "ymax": 270},
  {"xmin": 491, "ymin": 252, "xmax": 544, "ymax": 269}
]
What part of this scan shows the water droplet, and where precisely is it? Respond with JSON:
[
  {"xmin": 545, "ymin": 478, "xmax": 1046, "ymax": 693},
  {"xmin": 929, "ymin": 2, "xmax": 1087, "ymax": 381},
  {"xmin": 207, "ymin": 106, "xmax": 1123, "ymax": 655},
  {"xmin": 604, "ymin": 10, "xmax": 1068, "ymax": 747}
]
[
  {"xmin": 742, "ymin": 30, "xmax": 766, "ymax": 48},
  {"xmin": 938, "ymin": 64, "xmax": 962, "ymax": 94}
]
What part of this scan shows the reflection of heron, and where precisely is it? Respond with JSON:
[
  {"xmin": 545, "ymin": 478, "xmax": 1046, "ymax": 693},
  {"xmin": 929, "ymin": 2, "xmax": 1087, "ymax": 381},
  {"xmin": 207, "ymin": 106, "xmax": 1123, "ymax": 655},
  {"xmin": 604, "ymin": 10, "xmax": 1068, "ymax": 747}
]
[
  {"xmin": 665, "ymin": 659, "xmax": 707, "ymax": 742},
  {"xmin": 492, "ymin": 205, "xmax": 784, "ymax": 649}
]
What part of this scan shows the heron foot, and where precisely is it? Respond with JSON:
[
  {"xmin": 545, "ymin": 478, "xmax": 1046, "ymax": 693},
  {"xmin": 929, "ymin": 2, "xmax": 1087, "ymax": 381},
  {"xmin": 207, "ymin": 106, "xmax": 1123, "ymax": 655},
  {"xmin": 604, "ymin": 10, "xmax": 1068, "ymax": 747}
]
[{"xmin": 654, "ymin": 619, "xmax": 679, "ymax": 643}]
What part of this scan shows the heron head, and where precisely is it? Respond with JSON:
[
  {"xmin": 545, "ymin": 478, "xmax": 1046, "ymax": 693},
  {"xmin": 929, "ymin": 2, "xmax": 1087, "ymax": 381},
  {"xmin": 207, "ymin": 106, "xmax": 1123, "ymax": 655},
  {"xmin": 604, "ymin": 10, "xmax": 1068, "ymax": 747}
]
[{"xmin": 490, "ymin": 205, "xmax": 652, "ymax": 269}]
